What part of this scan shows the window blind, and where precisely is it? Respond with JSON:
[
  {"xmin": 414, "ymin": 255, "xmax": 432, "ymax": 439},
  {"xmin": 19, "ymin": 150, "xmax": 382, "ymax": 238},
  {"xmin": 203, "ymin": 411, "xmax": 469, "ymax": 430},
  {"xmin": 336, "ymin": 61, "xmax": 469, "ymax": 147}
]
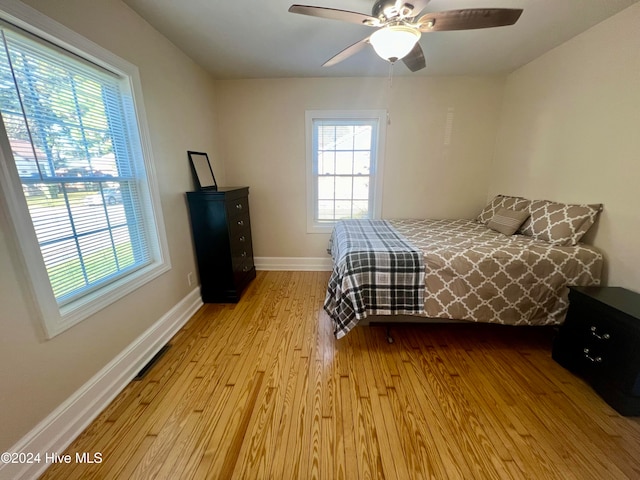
[
  {"xmin": 0, "ymin": 23, "xmax": 153, "ymax": 306},
  {"xmin": 313, "ymin": 119, "xmax": 376, "ymax": 223}
]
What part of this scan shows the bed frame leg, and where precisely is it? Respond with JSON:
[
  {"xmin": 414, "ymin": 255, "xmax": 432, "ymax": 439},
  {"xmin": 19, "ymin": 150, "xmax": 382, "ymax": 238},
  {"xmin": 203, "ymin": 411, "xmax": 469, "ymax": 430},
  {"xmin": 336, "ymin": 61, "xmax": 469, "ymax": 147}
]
[{"xmin": 385, "ymin": 326, "xmax": 394, "ymax": 344}]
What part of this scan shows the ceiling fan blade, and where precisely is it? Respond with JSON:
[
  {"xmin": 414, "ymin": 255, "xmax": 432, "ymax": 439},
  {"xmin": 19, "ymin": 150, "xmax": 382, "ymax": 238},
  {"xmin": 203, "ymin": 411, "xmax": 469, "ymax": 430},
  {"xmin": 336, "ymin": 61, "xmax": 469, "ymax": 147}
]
[
  {"xmin": 418, "ymin": 8, "xmax": 523, "ymax": 32},
  {"xmin": 402, "ymin": 42, "xmax": 426, "ymax": 72},
  {"xmin": 288, "ymin": 5, "xmax": 380, "ymax": 26},
  {"xmin": 323, "ymin": 37, "xmax": 370, "ymax": 67}
]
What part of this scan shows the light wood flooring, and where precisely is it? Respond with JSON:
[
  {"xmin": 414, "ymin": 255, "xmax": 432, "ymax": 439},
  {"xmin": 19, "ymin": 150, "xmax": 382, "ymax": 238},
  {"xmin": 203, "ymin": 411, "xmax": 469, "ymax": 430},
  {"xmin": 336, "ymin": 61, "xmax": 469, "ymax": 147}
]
[{"xmin": 41, "ymin": 271, "xmax": 640, "ymax": 479}]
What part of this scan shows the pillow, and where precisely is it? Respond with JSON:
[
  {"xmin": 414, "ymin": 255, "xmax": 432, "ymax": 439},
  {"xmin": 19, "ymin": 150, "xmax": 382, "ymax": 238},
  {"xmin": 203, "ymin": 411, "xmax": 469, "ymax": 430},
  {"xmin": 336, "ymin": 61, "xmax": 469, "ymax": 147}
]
[
  {"xmin": 487, "ymin": 208, "xmax": 530, "ymax": 236},
  {"xmin": 518, "ymin": 200, "xmax": 603, "ymax": 246},
  {"xmin": 476, "ymin": 195, "xmax": 531, "ymax": 224}
]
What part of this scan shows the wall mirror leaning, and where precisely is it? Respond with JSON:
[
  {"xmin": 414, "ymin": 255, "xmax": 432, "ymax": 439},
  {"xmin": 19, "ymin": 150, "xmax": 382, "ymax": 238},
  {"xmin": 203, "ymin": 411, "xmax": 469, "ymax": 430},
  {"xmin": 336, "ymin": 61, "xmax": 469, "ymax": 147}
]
[{"xmin": 188, "ymin": 151, "xmax": 217, "ymax": 190}]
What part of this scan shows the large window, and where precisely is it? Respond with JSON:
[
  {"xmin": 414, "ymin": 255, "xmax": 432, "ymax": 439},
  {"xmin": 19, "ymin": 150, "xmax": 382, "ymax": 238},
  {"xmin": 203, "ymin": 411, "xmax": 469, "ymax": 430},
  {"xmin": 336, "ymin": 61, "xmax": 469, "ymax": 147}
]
[
  {"xmin": 0, "ymin": 7, "xmax": 168, "ymax": 337},
  {"xmin": 306, "ymin": 110, "xmax": 386, "ymax": 233}
]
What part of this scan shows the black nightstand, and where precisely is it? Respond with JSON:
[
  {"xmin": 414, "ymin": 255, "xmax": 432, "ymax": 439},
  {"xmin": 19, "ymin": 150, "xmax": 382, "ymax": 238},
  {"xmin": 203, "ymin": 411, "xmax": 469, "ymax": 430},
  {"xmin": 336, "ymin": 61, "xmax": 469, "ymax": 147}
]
[{"xmin": 552, "ymin": 286, "xmax": 640, "ymax": 416}]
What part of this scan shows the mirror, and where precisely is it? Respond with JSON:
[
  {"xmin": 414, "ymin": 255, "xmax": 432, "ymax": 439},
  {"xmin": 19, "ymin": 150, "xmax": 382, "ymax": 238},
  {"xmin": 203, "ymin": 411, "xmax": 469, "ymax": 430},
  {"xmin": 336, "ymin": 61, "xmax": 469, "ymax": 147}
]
[{"xmin": 188, "ymin": 151, "xmax": 217, "ymax": 190}]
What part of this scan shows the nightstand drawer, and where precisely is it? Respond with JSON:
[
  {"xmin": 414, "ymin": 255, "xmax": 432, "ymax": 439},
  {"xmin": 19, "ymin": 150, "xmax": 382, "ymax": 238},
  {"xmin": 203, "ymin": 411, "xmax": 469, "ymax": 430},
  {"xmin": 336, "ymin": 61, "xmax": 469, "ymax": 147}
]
[
  {"xmin": 564, "ymin": 307, "xmax": 637, "ymax": 370},
  {"xmin": 553, "ymin": 286, "xmax": 640, "ymax": 415}
]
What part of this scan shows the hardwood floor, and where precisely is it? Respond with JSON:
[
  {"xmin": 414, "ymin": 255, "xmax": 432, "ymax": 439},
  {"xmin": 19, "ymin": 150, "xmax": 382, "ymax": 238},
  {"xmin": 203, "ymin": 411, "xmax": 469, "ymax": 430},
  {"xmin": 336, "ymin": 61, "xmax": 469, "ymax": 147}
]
[{"xmin": 41, "ymin": 271, "xmax": 640, "ymax": 479}]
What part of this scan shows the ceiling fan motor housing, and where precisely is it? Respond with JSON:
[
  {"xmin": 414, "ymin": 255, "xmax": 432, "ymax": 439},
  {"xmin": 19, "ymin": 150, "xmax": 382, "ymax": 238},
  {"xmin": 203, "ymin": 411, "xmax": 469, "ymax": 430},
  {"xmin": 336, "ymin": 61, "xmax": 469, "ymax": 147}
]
[{"xmin": 372, "ymin": 0, "xmax": 412, "ymax": 21}]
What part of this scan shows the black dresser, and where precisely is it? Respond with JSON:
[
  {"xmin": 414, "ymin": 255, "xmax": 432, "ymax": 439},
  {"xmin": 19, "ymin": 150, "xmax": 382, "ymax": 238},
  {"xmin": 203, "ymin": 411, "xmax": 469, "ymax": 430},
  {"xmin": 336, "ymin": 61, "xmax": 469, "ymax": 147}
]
[
  {"xmin": 186, "ymin": 187, "xmax": 256, "ymax": 302},
  {"xmin": 552, "ymin": 286, "xmax": 640, "ymax": 415}
]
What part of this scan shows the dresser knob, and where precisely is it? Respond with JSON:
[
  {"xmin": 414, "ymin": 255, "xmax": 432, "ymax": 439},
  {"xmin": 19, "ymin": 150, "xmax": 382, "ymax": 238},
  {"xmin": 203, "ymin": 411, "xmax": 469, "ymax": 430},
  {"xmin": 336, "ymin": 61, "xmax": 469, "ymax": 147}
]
[
  {"xmin": 583, "ymin": 348, "xmax": 603, "ymax": 363},
  {"xmin": 237, "ymin": 220, "xmax": 244, "ymax": 226},
  {"xmin": 590, "ymin": 326, "xmax": 610, "ymax": 340},
  {"xmin": 239, "ymin": 235, "xmax": 245, "ymax": 242},
  {"xmin": 243, "ymin": 266, "xmax": 250, "ymax": 272},
  {"xmin": 241, "ymin": 251, "xmax": 247, "ymax": 257},
  {"xmin": 236, "ymin": 203, "xmax": 243, "ymax": 210}
]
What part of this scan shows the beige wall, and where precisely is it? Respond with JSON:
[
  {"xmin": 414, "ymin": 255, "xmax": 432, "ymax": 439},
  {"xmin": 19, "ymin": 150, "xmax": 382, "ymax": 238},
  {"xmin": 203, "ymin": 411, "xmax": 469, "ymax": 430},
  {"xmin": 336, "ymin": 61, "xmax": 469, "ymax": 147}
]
[
  {"xmin": 490, "ymin": 3, "xmax": 640, "ymax": 289},
  {"xmin": 215, "ymin": 75, "xmax": 505, "ymax": 258},
  {"xmin": 0, "ymin": 0, "xmax": 221, "ymax": 449},
  {"xmin": 4, "ymin": 0, "xmax": 638, "ymax": 456}
]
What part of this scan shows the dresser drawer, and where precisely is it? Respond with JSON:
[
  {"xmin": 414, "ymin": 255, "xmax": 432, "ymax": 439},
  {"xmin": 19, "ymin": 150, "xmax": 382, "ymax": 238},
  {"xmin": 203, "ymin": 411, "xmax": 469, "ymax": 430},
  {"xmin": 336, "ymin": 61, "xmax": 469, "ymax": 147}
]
[
  {"xmin": 231, "ymin": 242, "xmax": 253, "ymax": 272},
  {"xmin": 225, "ymin": 196, "xmax": 249, "ymax": 219},
  {"xmin": 229, "ymin": 214, "xmax": 252, "ymax": 251},
  {"xmin": 233, "ymin": 257, "xmax": 254, "ymax": 278},
  {"xmin": 229, "ymin": 213, "xmax": 250, "ymax": 239}
]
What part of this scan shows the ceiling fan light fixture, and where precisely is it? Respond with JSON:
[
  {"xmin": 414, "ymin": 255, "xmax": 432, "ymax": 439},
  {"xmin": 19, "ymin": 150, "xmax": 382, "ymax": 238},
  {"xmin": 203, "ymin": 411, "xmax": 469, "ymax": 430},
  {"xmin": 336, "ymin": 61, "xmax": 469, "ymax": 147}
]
[{"xmin": 369, "ymin": 25, "xmax": 421, "ymax": 62}]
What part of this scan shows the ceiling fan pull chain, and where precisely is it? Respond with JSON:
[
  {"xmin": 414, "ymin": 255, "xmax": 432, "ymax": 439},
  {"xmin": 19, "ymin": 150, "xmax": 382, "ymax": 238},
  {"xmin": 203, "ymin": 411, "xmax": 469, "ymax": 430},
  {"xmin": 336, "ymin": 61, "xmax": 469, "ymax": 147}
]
[{"xmin": 387, "ymin": 61, "xmax": 394, "ymax": 125}]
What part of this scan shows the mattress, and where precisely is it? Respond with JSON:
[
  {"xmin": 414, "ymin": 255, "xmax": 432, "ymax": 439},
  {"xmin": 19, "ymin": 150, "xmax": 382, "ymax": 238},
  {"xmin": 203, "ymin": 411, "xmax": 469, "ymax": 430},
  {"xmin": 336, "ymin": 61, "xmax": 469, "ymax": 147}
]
[
  {"xmin": 325, "ymin": 218, "xmax": 603, "ymax": 338},
  {"xmin": 390, "ymin": 218, "xmax": 603, "ymax": 326}
]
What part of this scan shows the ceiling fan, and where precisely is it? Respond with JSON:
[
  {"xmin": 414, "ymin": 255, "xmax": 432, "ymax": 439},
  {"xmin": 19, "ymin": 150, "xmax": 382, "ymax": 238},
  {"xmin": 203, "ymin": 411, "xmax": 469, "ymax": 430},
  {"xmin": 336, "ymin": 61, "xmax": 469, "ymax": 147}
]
[{"xmin": 288, "ymin": 0, "xmax": 523, "ymax": 72}]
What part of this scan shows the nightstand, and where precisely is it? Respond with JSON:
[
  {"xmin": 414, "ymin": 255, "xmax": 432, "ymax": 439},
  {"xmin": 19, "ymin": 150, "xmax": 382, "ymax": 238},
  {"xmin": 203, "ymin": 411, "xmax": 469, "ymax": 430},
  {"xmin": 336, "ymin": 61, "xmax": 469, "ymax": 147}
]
[{"xmin": 552, "ymin": 286, "xmax": 640, "ymax": 415}]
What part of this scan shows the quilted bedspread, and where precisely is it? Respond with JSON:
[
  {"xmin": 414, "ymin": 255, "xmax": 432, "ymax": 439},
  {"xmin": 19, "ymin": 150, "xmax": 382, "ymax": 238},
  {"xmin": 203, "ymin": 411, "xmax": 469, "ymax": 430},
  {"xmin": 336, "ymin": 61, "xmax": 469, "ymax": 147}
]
[
  {"xmin": 324, "ymin": 219, "xmax": 425, "ymax": 339},
  {"xmin": 389, "ymin": 218, "xmax": 603, "ymax": 326}
]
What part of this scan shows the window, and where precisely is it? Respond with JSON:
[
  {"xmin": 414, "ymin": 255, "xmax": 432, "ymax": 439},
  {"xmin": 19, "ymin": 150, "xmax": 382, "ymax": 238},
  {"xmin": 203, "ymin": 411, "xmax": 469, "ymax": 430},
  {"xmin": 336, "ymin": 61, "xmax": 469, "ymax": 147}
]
[
  {"xmin": 0, "ymin": 6, "xmax": 169, "ymax": 337},
  {"xmin": 306, "ymin": 110, "xmax": 386, "ymax": 233}
]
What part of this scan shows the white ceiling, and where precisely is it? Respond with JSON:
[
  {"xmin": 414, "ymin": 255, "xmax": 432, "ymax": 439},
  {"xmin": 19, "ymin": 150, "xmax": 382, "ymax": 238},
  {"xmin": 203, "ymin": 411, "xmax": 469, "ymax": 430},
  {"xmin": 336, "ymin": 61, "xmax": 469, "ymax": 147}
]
[{"xmin": 123, "ymin": 0, "xmax": 639, "ymax": 79}]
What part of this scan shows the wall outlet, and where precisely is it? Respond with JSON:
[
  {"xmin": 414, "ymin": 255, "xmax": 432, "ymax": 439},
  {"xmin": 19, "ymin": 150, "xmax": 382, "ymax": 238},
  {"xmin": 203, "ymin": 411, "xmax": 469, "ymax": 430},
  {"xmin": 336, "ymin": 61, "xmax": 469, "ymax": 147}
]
[{"xmin": 187, "ymin": 272, "xmax": 194, "ymax": 287}]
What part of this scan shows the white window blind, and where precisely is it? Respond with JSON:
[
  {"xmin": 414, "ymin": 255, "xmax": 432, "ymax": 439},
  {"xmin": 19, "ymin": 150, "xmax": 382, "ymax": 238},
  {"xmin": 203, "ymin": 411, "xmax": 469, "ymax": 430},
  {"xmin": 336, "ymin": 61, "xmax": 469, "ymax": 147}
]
[
  {"xmin": 314, "ymin": 120, "xmax": 376, "ymax": 222},
  {"xmin": 0, "ymin": 21, "xmax": 159, "ymax": 310}
]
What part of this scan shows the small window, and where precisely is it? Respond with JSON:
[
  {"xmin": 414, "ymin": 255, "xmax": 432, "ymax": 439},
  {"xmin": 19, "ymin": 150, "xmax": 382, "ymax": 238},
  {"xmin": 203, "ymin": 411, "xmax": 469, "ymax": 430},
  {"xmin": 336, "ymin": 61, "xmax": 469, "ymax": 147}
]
[
  {"xmin": 306, "ymin": 110, "xmax": 386, "ymax": 233},
  {"xmin": 0, "ymin": 10, "xmax": 169, "ymax": 337}
]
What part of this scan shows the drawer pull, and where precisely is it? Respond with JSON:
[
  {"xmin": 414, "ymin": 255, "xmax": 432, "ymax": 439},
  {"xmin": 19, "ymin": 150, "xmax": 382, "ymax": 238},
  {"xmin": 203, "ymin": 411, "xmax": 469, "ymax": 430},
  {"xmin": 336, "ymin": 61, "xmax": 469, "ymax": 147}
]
[
  {"xmin": 237, "ymin": 220, "xmax": 244, "ymax": 226},
  {"xmin": 583, "ymin": 348, "xmax": 602, "ymax": 363},
  {"xmin": 241, "ymin": 251, "xmax": 247, "ymax": 257},
  {"xmin": 243, "ymin": 266, "xmax": 250, "ymax": 272},
  {"xmin": 590, "ymin": 326, "xmax": 610, "ymax": 340},
  {"xmin": 239, "ymin": 235, "xmax": 246, "ymax": 242},
  {"xmin": 236, "ymin": 203, "xmax": 243, "ymax": 210}
]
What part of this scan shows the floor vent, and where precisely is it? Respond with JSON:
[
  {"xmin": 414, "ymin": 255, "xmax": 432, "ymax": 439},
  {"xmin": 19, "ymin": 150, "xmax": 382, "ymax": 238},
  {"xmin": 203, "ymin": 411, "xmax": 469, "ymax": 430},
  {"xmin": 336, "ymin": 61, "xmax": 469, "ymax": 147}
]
[{"xmin": 134, "ymin": 344, "xmax": 170, "ymax": 380}]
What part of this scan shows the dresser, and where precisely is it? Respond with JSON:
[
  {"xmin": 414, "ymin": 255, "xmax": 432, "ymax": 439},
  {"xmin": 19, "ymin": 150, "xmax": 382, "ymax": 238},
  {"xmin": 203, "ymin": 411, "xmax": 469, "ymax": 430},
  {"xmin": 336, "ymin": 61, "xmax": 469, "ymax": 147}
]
[
  {"xmin": 552, "ymin": 286, "xmax": 640, "ymax": 415},
  {"xmin": 186, "ymin": 187, "xmax": 255, "ymax": 302}
]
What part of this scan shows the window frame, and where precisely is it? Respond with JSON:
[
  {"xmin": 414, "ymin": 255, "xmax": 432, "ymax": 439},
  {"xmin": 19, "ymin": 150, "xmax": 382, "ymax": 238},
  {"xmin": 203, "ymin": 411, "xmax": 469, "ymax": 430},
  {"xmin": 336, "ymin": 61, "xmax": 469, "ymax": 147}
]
[
  {"xmin": 0, "ymin": 0, "xmax": 170, "ymax": 338},
  {"xmin": 305, "ymin": 109, "xmax": 386, "ymax": 234}
]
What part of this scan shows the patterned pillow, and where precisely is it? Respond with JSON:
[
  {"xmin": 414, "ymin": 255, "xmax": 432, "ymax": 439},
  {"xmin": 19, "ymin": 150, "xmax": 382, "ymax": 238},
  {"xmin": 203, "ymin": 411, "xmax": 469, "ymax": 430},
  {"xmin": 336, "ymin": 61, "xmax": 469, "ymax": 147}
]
[
  {"xmin": 518, "ymin": 200, "xmax": 603, "ymax": 246},
  {"xmin": 487, "ymin": 208, "xmax": 530, "ymax": 235},
  {"xmin": 476, "ymin": 195, "xmax": 531, "ymax": 224}
]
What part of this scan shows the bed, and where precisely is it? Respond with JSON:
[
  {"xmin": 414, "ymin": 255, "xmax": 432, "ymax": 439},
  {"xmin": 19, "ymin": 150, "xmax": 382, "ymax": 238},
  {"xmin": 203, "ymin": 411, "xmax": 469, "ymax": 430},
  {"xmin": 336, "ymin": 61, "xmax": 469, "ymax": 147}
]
[{"xmin": 324, "ymin": 195, "xmax": 604, "ymax": 339}]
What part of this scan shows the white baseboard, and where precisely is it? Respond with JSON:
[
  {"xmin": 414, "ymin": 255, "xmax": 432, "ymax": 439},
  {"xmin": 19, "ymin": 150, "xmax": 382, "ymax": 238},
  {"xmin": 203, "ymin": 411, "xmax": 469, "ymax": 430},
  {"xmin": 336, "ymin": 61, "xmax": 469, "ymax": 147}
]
[
  {"xmin": 254, "ymin": 256, "xmax": 332, "ymax": 271},
  {"xmin": 0, "ymin": 289, "xmax": 203, "ymax": 480}
]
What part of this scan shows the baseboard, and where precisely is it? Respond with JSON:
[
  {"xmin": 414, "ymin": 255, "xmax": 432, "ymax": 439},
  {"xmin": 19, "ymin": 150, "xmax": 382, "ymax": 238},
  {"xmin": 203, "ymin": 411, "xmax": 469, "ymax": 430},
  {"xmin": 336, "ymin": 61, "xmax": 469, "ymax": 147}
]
[
  {"xmin": 0, "ymin": 289, "xmax": 203, "ymax": 480},
  {"xmin": 254, "ymin": 256, "xmax": 332, "ymax": 271}
]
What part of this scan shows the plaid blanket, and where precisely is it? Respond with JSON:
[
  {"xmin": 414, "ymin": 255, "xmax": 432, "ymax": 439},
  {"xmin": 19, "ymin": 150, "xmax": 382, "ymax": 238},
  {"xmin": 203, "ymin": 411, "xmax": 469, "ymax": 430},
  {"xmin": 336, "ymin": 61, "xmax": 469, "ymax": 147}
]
[{"xmin": 324, "ymin": 219, "xmax": 425, "ymax": 339}]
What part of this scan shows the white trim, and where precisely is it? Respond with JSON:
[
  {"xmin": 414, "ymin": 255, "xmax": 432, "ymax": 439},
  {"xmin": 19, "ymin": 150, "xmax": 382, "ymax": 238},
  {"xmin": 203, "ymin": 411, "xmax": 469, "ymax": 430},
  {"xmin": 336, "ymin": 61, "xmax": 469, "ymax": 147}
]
[
  {"xmin": 0, "ymin": 288, "xmax": 203, "ymax": 480},
  {"xmin": 0, "ymin": 0, "xmax": 133, "ymax": 76},
  {"xmin": 305, "ymin": 109, "xmax": 387, "ymax": 234},
  {"xmin": 0, "ymin": 121, "xmax": 56, "ymax": 339},
  {"xmin": 254, "ymin": 256, "xmax": 333, "ymax": 271}
]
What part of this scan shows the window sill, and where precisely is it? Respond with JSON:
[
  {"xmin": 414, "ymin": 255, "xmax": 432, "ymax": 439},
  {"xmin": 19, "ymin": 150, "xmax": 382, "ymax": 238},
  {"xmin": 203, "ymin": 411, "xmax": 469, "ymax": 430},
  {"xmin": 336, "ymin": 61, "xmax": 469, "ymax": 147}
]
[
  {"xmin": 50, "ymin": 260, "xmax": 171, "ymax": 338},
  {"xmin": 307, "ymin": 223, "xmax": 337, "ymax": 235}
]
